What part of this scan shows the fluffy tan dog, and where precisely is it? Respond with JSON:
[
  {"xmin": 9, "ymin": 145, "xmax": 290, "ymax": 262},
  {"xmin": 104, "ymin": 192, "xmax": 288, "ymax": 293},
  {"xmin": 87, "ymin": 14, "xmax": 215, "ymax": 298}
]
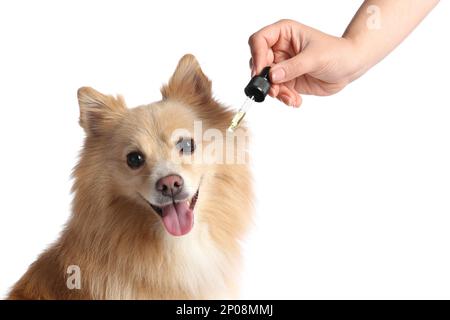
[{"xmin": 8, "ymin": 54, "xmax": 252, "ymax": 299}]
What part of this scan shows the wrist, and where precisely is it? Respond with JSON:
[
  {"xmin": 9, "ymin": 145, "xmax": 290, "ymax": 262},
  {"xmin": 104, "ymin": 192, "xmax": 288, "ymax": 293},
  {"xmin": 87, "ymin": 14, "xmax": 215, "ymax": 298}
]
[{"xmin": 340, "ymin": 35, "xmax": 372, "ymax": 82}]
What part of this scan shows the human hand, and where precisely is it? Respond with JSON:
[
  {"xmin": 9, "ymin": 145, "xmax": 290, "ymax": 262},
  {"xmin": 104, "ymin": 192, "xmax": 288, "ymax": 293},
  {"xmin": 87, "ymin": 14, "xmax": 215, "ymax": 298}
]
[{"xmin": 248, "ymin": 19, "xmax": 363, "ymax": 107}]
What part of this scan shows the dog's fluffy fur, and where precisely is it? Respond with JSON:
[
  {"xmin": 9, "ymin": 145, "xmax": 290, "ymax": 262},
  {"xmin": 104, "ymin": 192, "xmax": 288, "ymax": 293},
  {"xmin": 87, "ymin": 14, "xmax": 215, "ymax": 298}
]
[{"xmin": 8, "ymin": 54, "xmax": 252, "ymax": 299}]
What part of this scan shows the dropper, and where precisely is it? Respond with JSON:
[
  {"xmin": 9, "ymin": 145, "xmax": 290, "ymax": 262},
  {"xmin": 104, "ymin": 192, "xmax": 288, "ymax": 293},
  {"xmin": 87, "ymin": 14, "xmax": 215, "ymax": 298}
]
[{"xmin": 228, "ymin": 66, "xmax": 271, "ymax": 132}]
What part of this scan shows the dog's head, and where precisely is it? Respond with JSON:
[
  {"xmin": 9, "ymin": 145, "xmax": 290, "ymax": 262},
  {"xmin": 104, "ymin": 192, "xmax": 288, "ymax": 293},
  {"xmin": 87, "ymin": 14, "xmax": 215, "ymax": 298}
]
[{"xmin": 76, "ymin": 54, "xmax": 245, "ymax": 237}]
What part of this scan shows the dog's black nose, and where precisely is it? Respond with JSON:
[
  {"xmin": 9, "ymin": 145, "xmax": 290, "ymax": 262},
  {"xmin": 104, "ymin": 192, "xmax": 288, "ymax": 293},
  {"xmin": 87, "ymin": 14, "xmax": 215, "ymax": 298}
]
[{"xmin": 156, "ymin": 174, "xmax": 184, "ymax": 197}]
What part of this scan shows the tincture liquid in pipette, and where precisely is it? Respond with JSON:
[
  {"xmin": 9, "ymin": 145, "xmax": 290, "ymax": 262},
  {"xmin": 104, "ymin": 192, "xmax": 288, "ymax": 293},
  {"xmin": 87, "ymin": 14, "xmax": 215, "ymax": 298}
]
[{"xmin": 227, "ymin": 96, "xmax": 254, "ymax": 132}]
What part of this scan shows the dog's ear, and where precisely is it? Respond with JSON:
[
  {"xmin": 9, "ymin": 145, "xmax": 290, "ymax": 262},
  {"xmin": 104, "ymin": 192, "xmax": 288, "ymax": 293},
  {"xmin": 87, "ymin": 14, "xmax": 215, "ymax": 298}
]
[
  {"xmin": 161, "ymin": 54, "xmax": 213, "ymax": 106},
  {"xmin": 77, "ymin": 87, "xmax": 126, "ymax": 136}
]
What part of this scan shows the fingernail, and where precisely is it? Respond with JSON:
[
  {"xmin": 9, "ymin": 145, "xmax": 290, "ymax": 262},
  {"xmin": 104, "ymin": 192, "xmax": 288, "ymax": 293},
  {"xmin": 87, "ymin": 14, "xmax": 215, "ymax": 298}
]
[
  {"xmin": 251, "ymin": 68, "xmax": 256, "ymax": 77},
  {"xmin": 280, "ymin": 94, "xmax": 292, "ymax": 106},
  {"xmin": 271, "ymin": 68, "xmax": 285, "ymax": 83}
]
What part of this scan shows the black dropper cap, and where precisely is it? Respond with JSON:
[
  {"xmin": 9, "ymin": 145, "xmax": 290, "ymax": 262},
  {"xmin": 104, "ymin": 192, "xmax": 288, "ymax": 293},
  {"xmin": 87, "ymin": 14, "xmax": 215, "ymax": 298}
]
[{"xmin": 244, "ymin": 66, "xmax": 271, "ymax": 103}]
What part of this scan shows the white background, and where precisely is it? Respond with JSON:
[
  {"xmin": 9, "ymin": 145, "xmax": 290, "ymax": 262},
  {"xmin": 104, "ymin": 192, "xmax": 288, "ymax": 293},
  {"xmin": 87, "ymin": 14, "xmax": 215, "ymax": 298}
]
[{"xmin": 1, "ymin": 0, "xmax": 449, "ymax": 299}]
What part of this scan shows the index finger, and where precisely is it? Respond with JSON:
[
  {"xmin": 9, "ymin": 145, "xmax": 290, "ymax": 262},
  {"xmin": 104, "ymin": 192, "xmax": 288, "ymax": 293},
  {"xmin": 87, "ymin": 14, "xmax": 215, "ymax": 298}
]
[{"xmin": 248, "ymin": 22, "xmax": 282, "ymax": 75}]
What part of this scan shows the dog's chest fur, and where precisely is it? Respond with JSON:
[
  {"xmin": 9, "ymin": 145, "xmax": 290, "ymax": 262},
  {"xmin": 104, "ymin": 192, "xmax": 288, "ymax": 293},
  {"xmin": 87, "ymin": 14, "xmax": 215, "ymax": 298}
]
[
  {"xmin": 159, "ymin": 225, "xmax": 235, "ymax": 299},
  {"xmin": 95, "ymin": 222, "xmax": 237, "ymax": 300}
]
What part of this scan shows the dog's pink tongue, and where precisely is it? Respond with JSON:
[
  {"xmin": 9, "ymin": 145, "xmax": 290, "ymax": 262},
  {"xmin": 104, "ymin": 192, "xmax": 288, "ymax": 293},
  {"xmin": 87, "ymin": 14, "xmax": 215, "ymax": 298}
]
[{"xmin": 161, "ymin": 201, "xmax": 194, "ymax": 236}]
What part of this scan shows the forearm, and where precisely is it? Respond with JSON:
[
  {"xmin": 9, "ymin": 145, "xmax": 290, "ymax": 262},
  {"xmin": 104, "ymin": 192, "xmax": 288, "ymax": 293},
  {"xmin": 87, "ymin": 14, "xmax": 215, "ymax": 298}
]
[{"xmin": 343, "ymin": 0, "xmax": 439, "ymax": 79}]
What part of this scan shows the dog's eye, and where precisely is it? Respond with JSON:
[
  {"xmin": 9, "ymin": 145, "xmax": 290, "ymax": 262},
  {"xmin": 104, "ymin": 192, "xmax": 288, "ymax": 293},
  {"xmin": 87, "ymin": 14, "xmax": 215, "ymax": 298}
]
[
  {"xmin": 176, "ymin": 138, "xmax": 196, "ymax": 155},
  {"xmin": 126, "ymin": 151, "xmax": 145, "ymax": 169}
]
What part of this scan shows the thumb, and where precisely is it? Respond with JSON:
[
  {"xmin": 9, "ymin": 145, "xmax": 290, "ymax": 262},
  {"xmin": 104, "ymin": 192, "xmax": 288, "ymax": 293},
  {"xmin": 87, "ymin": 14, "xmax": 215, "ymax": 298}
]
[{"xmin": 270, "ymin": 51, "xmax": 316, "ymax": 84}]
